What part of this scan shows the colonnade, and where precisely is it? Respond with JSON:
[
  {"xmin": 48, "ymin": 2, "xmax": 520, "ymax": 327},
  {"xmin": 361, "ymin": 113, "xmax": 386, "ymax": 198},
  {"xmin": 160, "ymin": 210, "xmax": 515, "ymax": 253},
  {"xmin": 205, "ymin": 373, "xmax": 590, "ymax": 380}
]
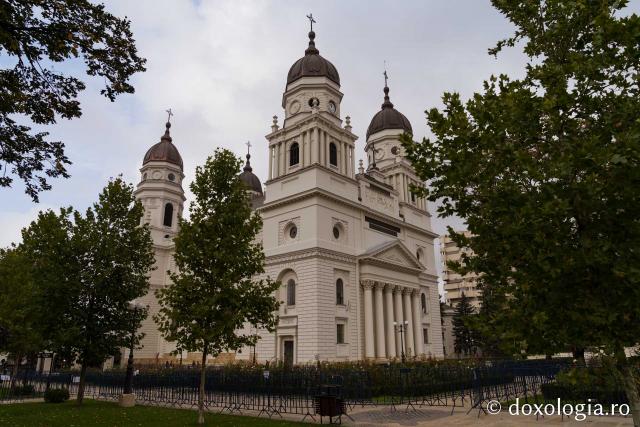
[
  {"xmin": 269, "ymin": 129, "xmax": 355, "ymax": 180},
  {"xmin": 361, "ymin": 280, "xmax": 424, "ymax": 359}
]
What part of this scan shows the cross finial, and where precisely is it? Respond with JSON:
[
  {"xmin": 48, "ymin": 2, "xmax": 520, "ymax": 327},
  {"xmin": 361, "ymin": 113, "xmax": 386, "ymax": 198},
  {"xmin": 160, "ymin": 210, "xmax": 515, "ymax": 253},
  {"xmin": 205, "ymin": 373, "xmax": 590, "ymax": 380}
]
[
  {"xmin": 383, "ymin": 61, "xmax": 388, "ymax": 87},
  {"xmin": 246, "ymin": 141, "xmax": 252, "ymax": 156},
  {"xmin": 166, "ymin": 108, "xmax": 173, "ymax": 123},
  {"xmin": 306, "ymin": 13, "xmax": 316, "ymax": 31}
]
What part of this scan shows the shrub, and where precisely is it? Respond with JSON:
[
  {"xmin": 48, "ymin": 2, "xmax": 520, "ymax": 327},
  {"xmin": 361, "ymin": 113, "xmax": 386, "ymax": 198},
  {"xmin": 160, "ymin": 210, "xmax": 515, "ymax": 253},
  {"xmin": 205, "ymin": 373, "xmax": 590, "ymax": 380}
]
[
  {"xmin": 12, "ymin": 384, "xmax": 35, "ymax": 396},
  {"xmin": 44, "ymin": 388, "xmax": 70, "ymax": 403}
]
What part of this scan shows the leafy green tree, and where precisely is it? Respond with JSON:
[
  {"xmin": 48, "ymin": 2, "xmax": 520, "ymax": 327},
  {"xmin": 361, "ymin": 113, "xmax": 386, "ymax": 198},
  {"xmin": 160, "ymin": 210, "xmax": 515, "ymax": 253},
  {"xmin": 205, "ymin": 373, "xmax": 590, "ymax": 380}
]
[
  {"xmin": 21, "ymin": 178, "xmax": 154, "ymax": 404},
  {"xmin": 155, "ymin": 149, "xmax": 280, "ymax": 425},
  {"xmin": 452, "ymin": 293, "xmax": 477, "ymax": 357},
  {"xmin": 403, "ymin": 0, "xmax": 640, "ymax": 420},
  {"xmin": 0, "ymin": 1, "xmax": 146, "ymax": 201},
  {"xmin": 0, "ymin": 246, "xmax": 43, "ymax": 385}
]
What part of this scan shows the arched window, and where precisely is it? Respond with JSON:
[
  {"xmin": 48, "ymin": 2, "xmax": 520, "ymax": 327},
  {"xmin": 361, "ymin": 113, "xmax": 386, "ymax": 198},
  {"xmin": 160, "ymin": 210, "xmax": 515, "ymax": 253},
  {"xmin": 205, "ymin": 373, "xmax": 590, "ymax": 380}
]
[
  {"xmin": 287, "ymin": 279, "xmax": 296, "ymax": 306},
  {"xmin": 329, "ymin": 142, "xmax": 337, "ymax": 166},
  {"xmin": 289, "ymin": 142, "xmax": 299, "ymax": 166},
  {"xmin": 163, "ymin": 203, "xmax": 174, "ymax": 227},
  {"xmin": 421, "ymin": 293, "xmax": 427, "ymax": 314},
  {"xmin": 336, "ymin": 278, "xmax": 344, "ymax": 305}
]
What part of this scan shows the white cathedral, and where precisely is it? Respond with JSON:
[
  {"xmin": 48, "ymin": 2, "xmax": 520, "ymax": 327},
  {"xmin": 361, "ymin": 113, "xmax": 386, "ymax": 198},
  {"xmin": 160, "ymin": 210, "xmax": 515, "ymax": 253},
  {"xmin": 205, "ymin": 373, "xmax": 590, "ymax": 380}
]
[{"xmin": 130, "ymin": 26, "xmax": 443, "ymax": 366}]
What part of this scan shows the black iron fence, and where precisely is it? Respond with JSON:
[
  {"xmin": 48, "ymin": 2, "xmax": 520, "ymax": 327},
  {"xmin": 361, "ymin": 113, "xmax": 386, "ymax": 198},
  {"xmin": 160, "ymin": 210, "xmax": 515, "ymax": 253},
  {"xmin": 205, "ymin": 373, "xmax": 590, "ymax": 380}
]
[{"xmin": 1, "ymin": 358, "xmax": 628, "ymax": 419}]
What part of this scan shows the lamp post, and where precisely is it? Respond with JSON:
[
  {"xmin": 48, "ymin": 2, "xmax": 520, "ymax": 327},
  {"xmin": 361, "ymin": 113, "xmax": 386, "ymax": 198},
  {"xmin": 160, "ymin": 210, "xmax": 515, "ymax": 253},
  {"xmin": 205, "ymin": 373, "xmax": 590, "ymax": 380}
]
[
  {"xmin": 120, "ymin": 301, "xmax": 142, "ymax": 407},
  {"xmin": 394, "ymin": 320, "xmax": 409, "ymax": 364}
]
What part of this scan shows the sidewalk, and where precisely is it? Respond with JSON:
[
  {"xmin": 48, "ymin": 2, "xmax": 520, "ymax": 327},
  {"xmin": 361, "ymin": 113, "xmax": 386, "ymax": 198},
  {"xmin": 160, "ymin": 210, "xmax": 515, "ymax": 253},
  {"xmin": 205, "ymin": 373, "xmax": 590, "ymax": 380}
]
[{"xmin": 344, "ymin": 405, "xmax": 634, "ymax": 426}]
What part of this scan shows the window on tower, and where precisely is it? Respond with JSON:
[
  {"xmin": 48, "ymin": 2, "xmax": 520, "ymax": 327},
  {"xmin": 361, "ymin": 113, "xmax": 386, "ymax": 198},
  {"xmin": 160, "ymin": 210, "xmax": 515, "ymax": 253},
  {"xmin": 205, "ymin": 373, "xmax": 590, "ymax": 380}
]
[
  {"xmin": 336, "ymin": 278, "xmax": 344, "ymax": 305},
  {"xmin": 329, "ymin": 142, "xmax": 337, "ymax": 166},
  {"xmin": 421, "ymin": 293, "xmax": 427, "ymax": 314},
  {"xmin": 287, "ymin": 279, "xmax": 296, "ymax": 306},
  {"xmin": 163, "ymin": 203, "xmax": 174, "ymax": 227},
  {"xmin": 289, "ymin": 142, "xmax": 299, "ymax": 166}
]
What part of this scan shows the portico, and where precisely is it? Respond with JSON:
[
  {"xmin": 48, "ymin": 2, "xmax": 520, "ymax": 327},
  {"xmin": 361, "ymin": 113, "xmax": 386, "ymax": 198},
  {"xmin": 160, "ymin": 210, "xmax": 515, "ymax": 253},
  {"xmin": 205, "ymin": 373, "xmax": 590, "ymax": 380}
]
[{"xmin": 359, "ymin": 240, "xmax": 430, "ymax": 360}]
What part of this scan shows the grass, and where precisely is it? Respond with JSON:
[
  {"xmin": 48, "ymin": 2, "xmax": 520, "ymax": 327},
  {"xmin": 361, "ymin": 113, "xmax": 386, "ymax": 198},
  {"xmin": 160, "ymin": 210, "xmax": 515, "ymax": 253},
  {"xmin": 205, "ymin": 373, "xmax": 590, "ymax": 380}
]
[{"xmin": 0, "ymin": 400, "xmax": 310, "ymax": 426}]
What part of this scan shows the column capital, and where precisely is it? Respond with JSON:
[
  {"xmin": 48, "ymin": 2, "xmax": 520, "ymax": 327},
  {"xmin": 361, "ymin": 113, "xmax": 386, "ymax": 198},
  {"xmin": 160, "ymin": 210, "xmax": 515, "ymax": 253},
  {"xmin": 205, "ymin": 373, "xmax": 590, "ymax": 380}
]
[
  {"xmin": 402, "ymin": 287, "xmax": 413, "ymax": 295},
  {"xmin": 393, "ymin": 285, "xmax": 404, "ymax": 295},
  {"xmin": 384, "ymin": 283, "xmax": 395, "ymax": 293},
  {"xmin": 361, "ymin": 280, "xmax": 375, "ymax": 290},
  {"xmin": 411, "ymin": 288, "xmax": 421, "ymax": 297}
]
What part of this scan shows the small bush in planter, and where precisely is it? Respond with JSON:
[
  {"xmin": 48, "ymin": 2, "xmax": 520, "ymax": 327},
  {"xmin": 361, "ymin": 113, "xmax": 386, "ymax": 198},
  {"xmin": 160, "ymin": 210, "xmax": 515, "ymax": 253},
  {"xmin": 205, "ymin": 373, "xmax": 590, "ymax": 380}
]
[{"xmin": 44, "ymin": 388, "xmax": 70, "ymax": 403}]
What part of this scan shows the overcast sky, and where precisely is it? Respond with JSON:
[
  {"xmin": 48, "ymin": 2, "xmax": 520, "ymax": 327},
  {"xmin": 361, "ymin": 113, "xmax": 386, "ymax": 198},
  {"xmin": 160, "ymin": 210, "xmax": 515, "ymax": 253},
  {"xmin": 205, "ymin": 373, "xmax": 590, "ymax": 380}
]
[{"xmin": 4, "ymin": 1, "xmax": 635, "ymax": 285}]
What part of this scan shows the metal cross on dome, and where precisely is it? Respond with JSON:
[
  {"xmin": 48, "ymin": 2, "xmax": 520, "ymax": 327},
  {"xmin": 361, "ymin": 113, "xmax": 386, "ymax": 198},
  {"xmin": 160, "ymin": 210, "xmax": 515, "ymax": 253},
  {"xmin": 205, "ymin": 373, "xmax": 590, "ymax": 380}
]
[
  {"xmin": 306, "ymin": 13, "xmax": 316, "ymax": 31},
  {"xmin": 246, "ymin": 140, "xmax": 252, "ymax": 156},
  {"xmin": 166, "ymin": 108, "xmax": 173, "ymax": 123},
  {"xmin": 384, "ymin": 60, "xmax": 389, "ymax": 87}
]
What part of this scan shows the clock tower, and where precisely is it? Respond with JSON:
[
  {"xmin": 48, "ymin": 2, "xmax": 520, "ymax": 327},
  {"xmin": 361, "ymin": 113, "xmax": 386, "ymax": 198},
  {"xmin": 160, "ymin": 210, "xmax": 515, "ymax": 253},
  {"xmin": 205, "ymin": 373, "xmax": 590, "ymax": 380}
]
[{"xmin": 266, "ymin": 28, "xmax": 357, "ymax": 185}]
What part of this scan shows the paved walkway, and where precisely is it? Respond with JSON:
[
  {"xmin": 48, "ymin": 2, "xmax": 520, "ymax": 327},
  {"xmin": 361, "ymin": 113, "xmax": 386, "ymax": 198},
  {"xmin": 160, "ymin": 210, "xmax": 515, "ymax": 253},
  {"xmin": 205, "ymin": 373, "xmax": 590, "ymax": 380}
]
[{"xmin": 343, "ymin": 405, "xmax": 634, "ymax": 426}]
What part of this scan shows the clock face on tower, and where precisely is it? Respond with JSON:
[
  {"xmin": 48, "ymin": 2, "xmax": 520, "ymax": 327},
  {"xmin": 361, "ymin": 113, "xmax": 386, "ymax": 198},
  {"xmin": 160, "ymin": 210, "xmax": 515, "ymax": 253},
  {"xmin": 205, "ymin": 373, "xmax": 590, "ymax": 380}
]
[{"xmin": 328, "ymin": 101, "xmax": 336, "ymax": 114}]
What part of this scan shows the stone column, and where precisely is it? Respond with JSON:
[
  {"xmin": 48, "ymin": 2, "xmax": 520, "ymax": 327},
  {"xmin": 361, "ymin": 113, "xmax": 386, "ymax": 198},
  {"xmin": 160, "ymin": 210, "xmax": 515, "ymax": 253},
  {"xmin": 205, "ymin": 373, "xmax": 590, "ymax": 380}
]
[
  {"xmin": 275, "ymin": 143, "xmax": 280, "ymax": 178},
  {"xmin": 393, "ymin": 287, "xmax": 404, "ymax": 356},
  {"xmin": 314, "ymin": 127, "xmax": 321, "ymax": 165},
  {"xmin": 374, "ymin": 283, "xmax": 386, "ymax": 359},
  {"xmin": 268, "ymin": 146, "xmax": 273, "ymax": 180},
  {"xmin": 384, "ymin": 285, "xmax": 397, "ymax": 359},
  {"xmin": 403, "ymin": 289, "xmax": 415, "ymax": 357},
  {"xmin": 412, "ymin": 290, "xmax": 423, "ymax": 357},
  {"xmin": 363, "ymin": 281, "xmax": 375, "ymax": 359}
]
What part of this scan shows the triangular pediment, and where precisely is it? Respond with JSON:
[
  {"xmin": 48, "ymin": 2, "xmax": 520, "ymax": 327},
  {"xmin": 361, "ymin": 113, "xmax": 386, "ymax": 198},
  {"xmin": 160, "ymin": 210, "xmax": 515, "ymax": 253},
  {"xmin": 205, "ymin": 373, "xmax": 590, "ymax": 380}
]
[{"xmin": 359, "ymin": 240, "xmax": 423, "ymax": 271}]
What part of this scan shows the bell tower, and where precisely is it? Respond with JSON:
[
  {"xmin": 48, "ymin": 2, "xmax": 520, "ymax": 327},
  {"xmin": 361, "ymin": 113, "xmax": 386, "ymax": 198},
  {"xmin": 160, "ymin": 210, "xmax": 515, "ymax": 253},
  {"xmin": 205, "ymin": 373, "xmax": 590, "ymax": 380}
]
[
  {"xmin": 134, "ymin": 118, "xmax": 185, "ymax": 244},
  {"xmin": 365, "ymin": 77, "xmax": 428, "ymax": 213},
  {"xmin": 266, "ymin": 18, "xmax": 357, "ymax": 188}
]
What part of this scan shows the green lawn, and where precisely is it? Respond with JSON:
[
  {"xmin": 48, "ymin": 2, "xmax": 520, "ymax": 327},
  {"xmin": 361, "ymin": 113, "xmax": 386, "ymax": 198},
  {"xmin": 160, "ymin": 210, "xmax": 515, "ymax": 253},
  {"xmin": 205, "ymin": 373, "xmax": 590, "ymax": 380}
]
[{"xmin": 0, "ymin": 400, "xmax": 310, "ymax": 426}]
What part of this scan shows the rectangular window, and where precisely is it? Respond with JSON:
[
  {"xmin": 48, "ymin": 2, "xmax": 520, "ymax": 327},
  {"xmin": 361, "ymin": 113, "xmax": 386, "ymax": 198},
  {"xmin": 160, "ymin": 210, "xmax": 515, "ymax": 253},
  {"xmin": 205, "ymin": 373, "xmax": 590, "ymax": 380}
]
[
  {"xmin": 336, "ymin": 279, "xmax": 344, "ymax": 305},
  {"xmin": 423, "ymin": 328, "xmax": 429, "ymax": 345},
  {"xmin": 287, "ymin": 280, "xmax": 296, "ymax": 306},
  {"xmin": 336, "ymin": 324, "xmax": 345, "ymax": 344},
  {"xmin": 365, "ymin": 216, "xmax": 400, "ymax": 237}
]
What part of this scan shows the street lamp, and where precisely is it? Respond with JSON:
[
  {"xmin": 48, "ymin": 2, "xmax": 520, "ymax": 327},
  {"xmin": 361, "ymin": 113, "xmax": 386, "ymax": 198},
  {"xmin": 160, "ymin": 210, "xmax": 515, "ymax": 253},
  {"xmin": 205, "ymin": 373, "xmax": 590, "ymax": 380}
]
[
  {"xmin": 120, "ymin": 301, "xmax": 143, "ymax": 407},
  {"xmin": 394, "ymin": 320, "xmax": 409, "ymax": 364}
]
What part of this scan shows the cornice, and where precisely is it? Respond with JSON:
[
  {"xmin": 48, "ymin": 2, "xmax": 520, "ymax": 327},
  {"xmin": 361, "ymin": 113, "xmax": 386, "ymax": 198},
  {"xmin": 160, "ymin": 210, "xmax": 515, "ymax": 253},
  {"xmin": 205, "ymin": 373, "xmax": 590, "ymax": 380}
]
[
  {"xmin": 266, "ymin": 113, "xmax": 358, "ymax": 142},
  {"xmin": 264, "ymin": 162, "xmax": 358, "ymax": 188},
  {"xmin": 259, "ymin": 186, "xmax": 438, "ymax": 239},
  {"xmin": 265, "ymin": 246, "xmax": 356, "ymax": 266}
]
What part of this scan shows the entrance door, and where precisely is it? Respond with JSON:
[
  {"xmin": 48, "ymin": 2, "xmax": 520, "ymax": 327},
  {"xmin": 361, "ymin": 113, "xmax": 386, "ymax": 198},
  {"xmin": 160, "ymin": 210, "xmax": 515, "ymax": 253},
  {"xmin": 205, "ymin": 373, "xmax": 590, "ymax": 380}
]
[{"xmin": 283, "ymin": 340, "xmax": 294, "ymax": 366}]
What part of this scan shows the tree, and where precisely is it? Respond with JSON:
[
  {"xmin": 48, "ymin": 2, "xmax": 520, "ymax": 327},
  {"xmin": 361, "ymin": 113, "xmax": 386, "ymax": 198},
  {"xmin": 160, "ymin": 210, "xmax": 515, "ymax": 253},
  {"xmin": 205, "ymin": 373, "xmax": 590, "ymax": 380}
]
[
  {"xmin": 155, "ymin": 149, "xmax": 280, "ymax": 425},
  {"xmin": 403, "ymin": 0, "xmax": 640, "ymax": 422},
  {"xmin": 21, "ymin": 178, "xmax": 154, "ymax": 404},
  {"xmin": 452, "ymin": 293, "xmax": 477, "ymax": 357},
  {"xmin": 0, "ymin": 1, "xmax": 146, "ymax": 201},
  {"xmin": 0, "ymin": 246, "xmax": 44, "ymax": 385}
]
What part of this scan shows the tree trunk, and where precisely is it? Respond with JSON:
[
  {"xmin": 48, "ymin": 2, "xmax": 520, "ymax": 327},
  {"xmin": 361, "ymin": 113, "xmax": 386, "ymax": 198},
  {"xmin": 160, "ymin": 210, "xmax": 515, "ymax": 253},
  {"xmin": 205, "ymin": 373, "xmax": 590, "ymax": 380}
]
[
  {"xmin": 197, "ymin": 349, "xmax": 207, "ymax": 425},
  {"xmin": 76, "ymin": 363, "xmax": 88, "ymax": 405},
  {"xmin": 615, "ymin": 349, "xmax": 640, "ymax": 427},
  {"xmin": 10, "ymin": 353, "xmax": 21, "ymax": 390},
  {"xmin": 572, "ymin": 347, "xmax": 586, "ymax": 366}
]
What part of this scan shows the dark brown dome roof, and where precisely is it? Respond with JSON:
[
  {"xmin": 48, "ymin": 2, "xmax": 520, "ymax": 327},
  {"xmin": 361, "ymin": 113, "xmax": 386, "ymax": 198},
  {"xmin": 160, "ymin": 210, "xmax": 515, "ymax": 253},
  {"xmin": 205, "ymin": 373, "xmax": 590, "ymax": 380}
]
[
  {"xmin": 287, "ymin": 31, "xmax": 340, "ymax": 86},
  {"xmin": 239, "ymin": 154, "xmax": 262, "ymax": 194},
  {"xmin": 366, "ymin": 86, "xmax": 412, "ymax": 139},
  {"xmin": 143, "ymin": 122, "xmax": 183, "ymax": 170}
]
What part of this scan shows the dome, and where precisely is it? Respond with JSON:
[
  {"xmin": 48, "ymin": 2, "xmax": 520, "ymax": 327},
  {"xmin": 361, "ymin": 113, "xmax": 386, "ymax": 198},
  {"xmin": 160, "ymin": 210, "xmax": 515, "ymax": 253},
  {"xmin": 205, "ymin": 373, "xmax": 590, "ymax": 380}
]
[
  {"xmin": 366, "ymin": 86, "xmax": 412, "ymax": 139},
  {"xmin": 286, "ymin": 31, "xmax": 340, "ymax": 86},
  {"xmin": 239, "ymin": 154, "xmax": 263, "ymax": 194},
  {"xmin": 143, "ymin": 122, "xmax": 183, "ymax": 170}
]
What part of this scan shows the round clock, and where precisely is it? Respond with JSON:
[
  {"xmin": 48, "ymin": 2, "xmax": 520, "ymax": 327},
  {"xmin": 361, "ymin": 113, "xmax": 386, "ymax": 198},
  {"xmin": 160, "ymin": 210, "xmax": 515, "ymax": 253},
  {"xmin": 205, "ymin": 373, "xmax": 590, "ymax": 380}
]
[
  {"xmin": 328, "ymin": 101, "xmax": 336, "ymax": 114},
  {"xmin": 289, "ymin": 100, "xmax": 301, "ymax": 115}
]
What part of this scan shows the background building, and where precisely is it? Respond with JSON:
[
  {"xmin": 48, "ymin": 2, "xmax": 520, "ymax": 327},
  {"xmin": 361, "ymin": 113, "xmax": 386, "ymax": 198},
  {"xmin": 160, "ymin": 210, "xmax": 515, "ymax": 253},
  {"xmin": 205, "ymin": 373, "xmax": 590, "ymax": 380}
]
[{"xmin": 440, "ymin": 230, "xmax": 481, "ymax": 309}]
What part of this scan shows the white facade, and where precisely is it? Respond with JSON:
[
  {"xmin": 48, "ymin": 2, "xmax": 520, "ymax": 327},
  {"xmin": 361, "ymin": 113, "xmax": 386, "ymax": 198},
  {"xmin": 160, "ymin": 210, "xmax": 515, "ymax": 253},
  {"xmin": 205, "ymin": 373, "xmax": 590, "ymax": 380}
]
[{"xmin": 132, "ymin": 28, "xmax": 443, "ymax": 365}]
